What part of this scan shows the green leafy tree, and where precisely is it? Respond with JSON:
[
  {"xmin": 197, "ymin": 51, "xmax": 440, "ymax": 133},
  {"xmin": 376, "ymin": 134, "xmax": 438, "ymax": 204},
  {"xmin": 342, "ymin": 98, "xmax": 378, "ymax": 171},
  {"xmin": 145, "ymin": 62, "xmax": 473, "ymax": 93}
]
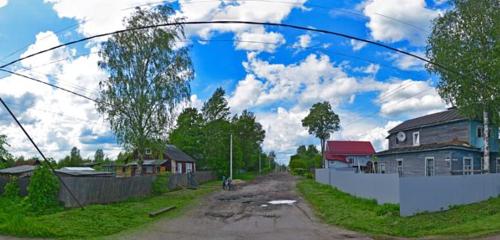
[
  {"xmin": 0, "ymin": 135, "xmax": 13, "ymax": 169},
  {"xmin": 94, "ymin": 149, "xmax": 105, "ymax": 163},
  {"xmin": 302, "ymin": 102, "xmax": 340, "ymax": 167},
  {"xmin": 201, "ymin": 88, "xmax": 231, "ymax": 176},
  {"xmin": 202, "ymin": 87, "xmax": 230, "ymax": 122},
  {"xmin": 231, "ymin": 110, "xmax": 265, "ymax": 171},
  {"xmin": 169, "ymin": 107, "xmax": 205, "ymax": 167},
  {"xmin": 289, "ymin": 145, "xmax": 322, "ymax": 175},
  {"xmin": 27, "ymin": 164, "xmax": 60, "ymax": 213},
  {"xmin": 97, "ymin": 6, "xmax": 194, "ymax": 174},
  {"xmin": 426, "ymin": 0, "xmax": 499, "ymax": 171}
]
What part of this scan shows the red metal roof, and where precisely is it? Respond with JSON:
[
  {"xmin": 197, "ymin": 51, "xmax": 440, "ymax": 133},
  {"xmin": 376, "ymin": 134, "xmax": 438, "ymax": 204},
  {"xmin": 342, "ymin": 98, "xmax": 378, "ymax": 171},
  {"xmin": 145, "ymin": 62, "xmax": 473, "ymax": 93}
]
[{"xmin": 324, "ymin": 141, "xmax": 375, "ymax": 162}]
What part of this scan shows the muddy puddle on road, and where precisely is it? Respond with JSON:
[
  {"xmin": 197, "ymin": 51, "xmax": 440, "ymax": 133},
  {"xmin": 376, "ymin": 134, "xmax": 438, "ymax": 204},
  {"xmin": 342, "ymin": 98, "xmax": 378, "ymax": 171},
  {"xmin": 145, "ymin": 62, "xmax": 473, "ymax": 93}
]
[{"xmin": 203, "ymin": 174, "xmax": 300, "ymax": 222}]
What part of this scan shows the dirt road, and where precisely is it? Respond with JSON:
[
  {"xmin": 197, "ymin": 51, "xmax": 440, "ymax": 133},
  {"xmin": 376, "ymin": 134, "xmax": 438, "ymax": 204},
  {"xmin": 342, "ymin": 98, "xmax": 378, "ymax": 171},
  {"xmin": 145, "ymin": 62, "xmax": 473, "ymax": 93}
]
[{"xmin": 119, "ymin": 173, "xmax": 370, "ymax": 240}]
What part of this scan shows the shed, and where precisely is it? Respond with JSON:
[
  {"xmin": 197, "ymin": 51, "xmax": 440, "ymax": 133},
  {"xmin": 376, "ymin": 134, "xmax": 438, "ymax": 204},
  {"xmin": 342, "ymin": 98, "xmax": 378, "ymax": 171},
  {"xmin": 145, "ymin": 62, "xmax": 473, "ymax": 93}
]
[{"xmin": 0, "ymin": 165, "xmax": 37, "ymax": 178}]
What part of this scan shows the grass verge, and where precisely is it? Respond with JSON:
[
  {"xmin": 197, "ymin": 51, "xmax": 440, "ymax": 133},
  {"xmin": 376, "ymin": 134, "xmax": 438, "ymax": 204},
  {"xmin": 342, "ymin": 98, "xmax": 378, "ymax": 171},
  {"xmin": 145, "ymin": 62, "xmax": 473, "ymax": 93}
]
[
  {"xmin": 297, "ymin": 179, "xmax": 500, "ymax": 238},
  {"xmin": 0, "ymin": 181, "xmax": 219, "ymax": 239}
]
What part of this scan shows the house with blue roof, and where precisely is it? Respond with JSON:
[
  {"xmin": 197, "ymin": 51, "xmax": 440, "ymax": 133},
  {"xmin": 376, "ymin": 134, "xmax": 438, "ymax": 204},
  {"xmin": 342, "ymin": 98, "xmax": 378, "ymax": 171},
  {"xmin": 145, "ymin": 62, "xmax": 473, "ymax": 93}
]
[{"xmin": 376, "ymin": 107, "xmax": 499, "ymax": 176}]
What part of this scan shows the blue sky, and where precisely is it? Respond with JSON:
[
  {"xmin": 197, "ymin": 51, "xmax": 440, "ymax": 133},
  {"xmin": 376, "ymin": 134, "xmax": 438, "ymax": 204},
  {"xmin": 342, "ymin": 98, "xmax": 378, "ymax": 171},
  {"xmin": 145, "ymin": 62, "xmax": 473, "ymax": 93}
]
[{"xmin": 0, "ymin": 0, "xmax": 451, "ymax": 164}]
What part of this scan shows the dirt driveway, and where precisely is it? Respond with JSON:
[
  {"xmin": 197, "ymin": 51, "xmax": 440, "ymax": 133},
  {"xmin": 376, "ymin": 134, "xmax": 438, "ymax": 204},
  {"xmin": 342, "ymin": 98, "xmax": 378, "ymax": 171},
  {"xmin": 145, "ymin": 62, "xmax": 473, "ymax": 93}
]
[{"xmin": 118, "ymin": 173, "xmax": 370, "ymax": 240}]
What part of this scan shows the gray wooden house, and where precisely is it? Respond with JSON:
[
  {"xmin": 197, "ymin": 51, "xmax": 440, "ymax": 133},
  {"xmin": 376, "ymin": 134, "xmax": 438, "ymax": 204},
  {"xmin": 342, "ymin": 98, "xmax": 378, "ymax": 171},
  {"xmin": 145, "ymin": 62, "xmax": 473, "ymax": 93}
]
[{"xmin": 376, "ymin": 107, "xmax": 499, "ymax": 176}]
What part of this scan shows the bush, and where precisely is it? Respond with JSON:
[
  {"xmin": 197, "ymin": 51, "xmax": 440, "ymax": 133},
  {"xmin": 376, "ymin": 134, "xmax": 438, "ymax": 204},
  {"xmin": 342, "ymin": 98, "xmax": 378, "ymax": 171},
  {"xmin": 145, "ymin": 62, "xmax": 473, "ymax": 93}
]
[
  {"xmin": 26, "ymin": 164, "xmax": 60, "ymax": 213},
  {"xmin": 152, "ymin": 172, "xmax": 170, "ymax": 195},
  {"xmin": 3, "ymin": 177, "xmax": 20, "ymax": 199}
]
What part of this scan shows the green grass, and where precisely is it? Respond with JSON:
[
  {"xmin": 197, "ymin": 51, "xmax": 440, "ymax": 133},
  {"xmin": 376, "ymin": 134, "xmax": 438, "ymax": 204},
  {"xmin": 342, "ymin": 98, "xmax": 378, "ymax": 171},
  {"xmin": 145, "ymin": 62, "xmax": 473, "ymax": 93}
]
[
  {"xmin": 0, "ymin": 181, "xmax": 219, "ymax": 239},
  {"xmin": 298, "ymin": 179, "xmax": 500, "ymax": 239}
]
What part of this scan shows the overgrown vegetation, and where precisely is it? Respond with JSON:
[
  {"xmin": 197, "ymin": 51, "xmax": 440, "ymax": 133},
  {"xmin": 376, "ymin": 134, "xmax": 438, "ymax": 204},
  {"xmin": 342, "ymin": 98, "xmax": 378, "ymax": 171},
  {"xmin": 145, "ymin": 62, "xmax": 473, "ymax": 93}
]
[
  {"xmin": 298, "ymin": 179, "xmax": 500, "ymax": 238},
  {"xmin": 0, "ymin": 181, "xmax": 218, "ymax": 239},
  {"xmin": 2, "ymin": 177, "xmax": 20, "ymax": 199},
  {"xmin": 26, "ymin": 165, "xmax": 60, "ymax": 213},
  {"xmin": 152, "ymin": 172, "xmax": 171, "ymax": 195},
  {"xmin": 289, "ymin": 145, "xmax": 321, "ymax": 177}
]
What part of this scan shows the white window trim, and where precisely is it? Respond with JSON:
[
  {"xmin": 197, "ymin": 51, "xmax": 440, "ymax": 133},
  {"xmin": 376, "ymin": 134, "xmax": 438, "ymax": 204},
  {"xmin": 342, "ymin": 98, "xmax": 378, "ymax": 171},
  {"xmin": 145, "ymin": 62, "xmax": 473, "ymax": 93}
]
[
  {"xmin": 425, "ymin": 157, "xmax": 435, "ymax": 176},
  {"xmin": 379, "ymin": 163, "xmax": 386, "ymax": 174},
  {"xmin": 463, "ymin": 157, "xmax": 473, "ymax": 175},
  {"xmin": 145, "ymin": 148, "xmax": 152, "ymax": 155},
  {"xmin": 413, "ymin": 132, "xmax": 420, "ymax": 146},
  {"xmin": 396, "ymin": 158, "xmax": 403, "ymax": 176}
]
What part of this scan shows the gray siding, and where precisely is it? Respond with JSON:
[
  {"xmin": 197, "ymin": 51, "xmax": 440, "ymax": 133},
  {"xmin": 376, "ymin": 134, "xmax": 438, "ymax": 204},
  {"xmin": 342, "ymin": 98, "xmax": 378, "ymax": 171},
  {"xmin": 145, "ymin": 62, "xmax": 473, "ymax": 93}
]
[
  {"xmin": 388, "ymin": 120, "xmax": 470, "ymax": 149},
  {"xmin": 378, "ymin": 150, "xmax": 453, "ymax": 176},
  {"xmin": 379, "ymin": 149, "xmax": 497, "ymax": 177}
]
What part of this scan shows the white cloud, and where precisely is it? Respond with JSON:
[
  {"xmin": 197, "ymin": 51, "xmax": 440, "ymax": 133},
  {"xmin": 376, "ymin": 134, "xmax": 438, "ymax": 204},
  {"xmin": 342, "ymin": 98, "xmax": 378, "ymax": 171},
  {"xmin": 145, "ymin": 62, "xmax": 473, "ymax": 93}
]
[
  {"xmin": 228, "ymin": 74, "xmax": 263, "ymax": 113},
  {"xmin": 176, "ymin": 0, "xmax": 306, "ymax": 51},
  {"xmin": 44, "ymin": 0, "xmax": 161, "ymax": 37},
  {"xmin": 257, "ymin": 106, "xmax": 311, "ymax": 164},
  {"xmin": 235, "ymin": 29, "xmax": 285, "ymax": 53},
  {"xmin": 387, "ymin": 50, "xmax": 426, "ymax": 71},
  {"xmin": 336, "ymin": 115, "xmax": 400, "ymax": 151},
  {"xmin": 377, "ymin": 79, "xmax": 446, "ymax": 117},
  {"xmin": 361, "ymin": 0, "xmax": 440, "ymax": 46},
  {"xmin": 0, "ymin": 31, "xmax": 121, "ymax": 160},
  {"xmin": 350, "ymin": 39, "xmax": 367, "ymax": 51},
  {"xmin": 354, "ymin": 63, "xmax": 380, "ymax": 75},
  {"xmin": 0, "ymin": 0, "xmax": 7, "ymax": 8},
  {"xmin": 229, "ymin": 53, "xmax": 384, "ymax": 111},
  {"xmin": 293, "ymin": 34, "xmax": 311, "ymax": 49}
]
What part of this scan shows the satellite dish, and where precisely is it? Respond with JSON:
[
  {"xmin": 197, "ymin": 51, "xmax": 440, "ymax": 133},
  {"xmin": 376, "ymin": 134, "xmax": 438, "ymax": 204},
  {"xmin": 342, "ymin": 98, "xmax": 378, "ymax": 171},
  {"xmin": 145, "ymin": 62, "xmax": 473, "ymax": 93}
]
[{"xmin": 397, "ymin": 132, "xmax": 406, "ymax": 142}]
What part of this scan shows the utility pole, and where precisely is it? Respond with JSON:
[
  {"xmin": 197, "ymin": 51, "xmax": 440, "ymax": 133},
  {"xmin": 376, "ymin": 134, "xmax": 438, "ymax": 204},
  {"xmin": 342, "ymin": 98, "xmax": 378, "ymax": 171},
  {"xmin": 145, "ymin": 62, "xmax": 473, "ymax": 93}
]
[{"xmin": 230, "ymin": 133, "xmax": 233, "ymax": 179}]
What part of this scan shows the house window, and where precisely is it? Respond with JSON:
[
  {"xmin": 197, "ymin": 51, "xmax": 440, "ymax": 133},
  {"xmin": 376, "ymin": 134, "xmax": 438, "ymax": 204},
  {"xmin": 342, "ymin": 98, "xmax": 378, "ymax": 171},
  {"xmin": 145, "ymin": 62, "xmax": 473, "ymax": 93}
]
[
  {"xmin": 176, "ymin": 162, "xmax": 183, "ymax": 173},
  {"xmin": 477, "ymin": 127, "xmax": 491, "ymax": 138},
  {"xmin": 463, "ymin": 157, "xmax": 473, "ymax": 175},
  {"xmin": 145, "ymin": 148, "xmax": 152, "ymax": 155},
  {"xmin": 379, "ymin": 163, "xmax": 386, "ymax": 174},
  {"xmin": 186, "ymin": 163, "xmax": 193, "ymax": 173},
  {"xmin": 396, "ymin": 159, "xmax": 403, "ymax": 177},
  {"xmin": 413, "ymin": 132, "xmax": 420, "ymax": 146},
  {"xmin": 496, "ymin": 158, "xmax": 500, "ymax": 173},
  {"xmin": 445, "ymin": 158, "xmax": 451, "ymax": 169},
  {"xmin": 425, "ymin": 157, "xmax": 435, "ymax": 176}
]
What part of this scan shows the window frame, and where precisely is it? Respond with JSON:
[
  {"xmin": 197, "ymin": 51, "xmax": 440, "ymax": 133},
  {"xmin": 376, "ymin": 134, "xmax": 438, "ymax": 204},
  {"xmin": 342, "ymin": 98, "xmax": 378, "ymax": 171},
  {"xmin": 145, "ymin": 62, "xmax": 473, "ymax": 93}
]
[
  {"xmin": 425, "ymin": 157, "xmax": 435, "ymax": 176},
  {"xmin": 463, "ymin": 157, "xmax": 473, "ymax": 175},
  {"xmin": 145, "ymin": 148, "xmax": 152, "ymax": 155},
  {"xmin": 413, "ymin": 131, "xmax": 420, "ymax": 146},
  {"xmin": 396, "ymin": 158, "xmax": 404, "ymax": 177}
]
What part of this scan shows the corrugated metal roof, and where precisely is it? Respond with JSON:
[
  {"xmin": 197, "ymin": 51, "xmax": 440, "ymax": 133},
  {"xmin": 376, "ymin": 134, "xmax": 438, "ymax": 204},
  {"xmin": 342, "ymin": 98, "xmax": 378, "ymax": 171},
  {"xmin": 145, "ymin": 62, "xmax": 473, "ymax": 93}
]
[
  {"xmin": 165, "ymin": 145, "xmax": 195, "ymax": 163},
  {"xmin": 389, "ymin": 108, "xmax": 467, "ymax": 133},
  {"xmin": 0, "ymin": 165, "xmax": 36, "ymax": 174}
]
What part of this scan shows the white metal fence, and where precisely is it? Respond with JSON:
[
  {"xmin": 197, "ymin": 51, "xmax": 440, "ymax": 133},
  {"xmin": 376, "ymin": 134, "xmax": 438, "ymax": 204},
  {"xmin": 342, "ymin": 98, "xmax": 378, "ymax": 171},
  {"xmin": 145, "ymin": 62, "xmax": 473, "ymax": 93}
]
[{"xmin": 315, "ymin": 168, "xmax": 500, "ymax": 216}]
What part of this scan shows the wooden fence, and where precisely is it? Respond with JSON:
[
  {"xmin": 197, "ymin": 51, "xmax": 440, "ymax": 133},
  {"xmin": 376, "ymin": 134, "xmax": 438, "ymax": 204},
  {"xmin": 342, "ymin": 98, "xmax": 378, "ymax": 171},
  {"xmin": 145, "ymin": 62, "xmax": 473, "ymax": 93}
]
[{"xmin": 1, "ymin": 171, "xmax": 216, "ymax": 207}]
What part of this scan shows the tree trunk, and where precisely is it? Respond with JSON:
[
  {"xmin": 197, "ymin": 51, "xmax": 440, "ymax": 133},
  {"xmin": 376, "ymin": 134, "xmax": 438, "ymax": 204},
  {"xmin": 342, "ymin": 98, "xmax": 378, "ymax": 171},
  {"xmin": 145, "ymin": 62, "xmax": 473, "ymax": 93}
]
[{"xmin": 483, "ymin": 110, "xmax": 490, "ymax": 174}]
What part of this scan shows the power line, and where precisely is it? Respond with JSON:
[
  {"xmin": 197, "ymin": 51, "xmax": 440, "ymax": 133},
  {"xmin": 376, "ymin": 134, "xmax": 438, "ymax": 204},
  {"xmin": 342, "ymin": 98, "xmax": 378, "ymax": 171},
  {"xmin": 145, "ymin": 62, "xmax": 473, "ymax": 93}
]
[
  {"xmin": 0, "ymin": 69, "xmax": 97, "ymax": 103},
  {"xmin": 0, "ymin": 20, "xmax": 453, "ymax": 75},
  {"xmin": 0, "ymin": 97, "xmax": 85, "ymax": 209},
  {"xmin": 123, "ymin": 0, "xmax": 429, "ymax": 33}
]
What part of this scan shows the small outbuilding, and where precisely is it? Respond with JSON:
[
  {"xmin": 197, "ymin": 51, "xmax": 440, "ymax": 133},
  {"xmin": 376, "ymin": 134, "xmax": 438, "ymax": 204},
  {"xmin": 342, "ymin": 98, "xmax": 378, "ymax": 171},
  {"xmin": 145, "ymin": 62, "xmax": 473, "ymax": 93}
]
[{"xmin": 0, "ymin": 165, "xmax": 37, "ymax": 178}]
